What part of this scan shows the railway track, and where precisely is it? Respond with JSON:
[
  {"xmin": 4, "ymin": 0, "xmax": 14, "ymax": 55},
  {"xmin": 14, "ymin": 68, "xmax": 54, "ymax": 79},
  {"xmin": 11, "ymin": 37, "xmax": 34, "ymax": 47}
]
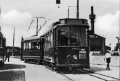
[{"xmin": 59, "ymin": 69, "xmax": 120, "ymax": 81}]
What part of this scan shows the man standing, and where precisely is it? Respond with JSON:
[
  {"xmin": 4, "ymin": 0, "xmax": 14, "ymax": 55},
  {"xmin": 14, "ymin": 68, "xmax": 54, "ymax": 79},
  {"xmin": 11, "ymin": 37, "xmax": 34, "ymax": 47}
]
[{"xmin": 105, "ymin": 50, "xmax": 112, "ymax": 70}]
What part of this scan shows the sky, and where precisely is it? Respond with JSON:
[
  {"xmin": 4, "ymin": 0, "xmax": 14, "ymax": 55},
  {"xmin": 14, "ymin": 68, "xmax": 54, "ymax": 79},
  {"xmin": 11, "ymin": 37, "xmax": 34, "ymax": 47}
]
[{"xmin": 0, "ymin": 0, "xmax": 119, "ymax": 49}]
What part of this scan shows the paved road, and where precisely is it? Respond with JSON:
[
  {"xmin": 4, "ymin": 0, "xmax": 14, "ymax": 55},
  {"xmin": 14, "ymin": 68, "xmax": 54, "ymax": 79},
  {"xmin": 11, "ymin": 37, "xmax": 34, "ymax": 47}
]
[{"xmin": 0, "ymin": 57, "xmax": 119, "ymax": 81}]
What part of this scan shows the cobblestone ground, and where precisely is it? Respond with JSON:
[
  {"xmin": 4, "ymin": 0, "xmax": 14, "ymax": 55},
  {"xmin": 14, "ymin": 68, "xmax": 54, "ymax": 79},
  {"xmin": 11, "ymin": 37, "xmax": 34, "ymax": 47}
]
[
  {"xmin": 90, "ymin": 55, "xmax": 120, "ymax": 80},
  {"xmin": 90, "ymin": 55, "xmax": 120, "ymax": 67},
  {"xmin": 0, "ymin": 55, "xmax": 119, "ymax": 81}
]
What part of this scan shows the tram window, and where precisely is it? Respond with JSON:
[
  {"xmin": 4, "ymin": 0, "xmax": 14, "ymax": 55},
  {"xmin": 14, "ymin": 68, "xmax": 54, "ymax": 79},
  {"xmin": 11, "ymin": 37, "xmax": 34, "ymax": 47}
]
[
  {"xmin": 24, "ymin": 43, "xmax": 26, "ymax": 50},
  {"xmin": 31, "ymin": 42, "xmax": 40, "ymax": 49},
  {"xmin": 57, "ymin": 26, "xmax": 87, "ymax": 46},
  {"xmin": 70, "ymin": 27, "xmax": 87, "ymax": 46},
  {"xmin": 0, "ymin": 39, "xmax": 3, "ymax": 47},
  {"xmin": 29, "ymin": 42, "xmax": 31, "ymax": 49},
  {"xmin": 57, "ymin": 27, "xmax": 69, "ymax": 46}
]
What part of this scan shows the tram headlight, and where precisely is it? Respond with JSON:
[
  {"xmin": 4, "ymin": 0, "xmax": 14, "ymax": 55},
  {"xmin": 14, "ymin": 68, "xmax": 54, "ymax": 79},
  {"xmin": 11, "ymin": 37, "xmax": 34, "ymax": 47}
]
[{"xmin": 73, "ymin": 55, "xmax": 77, "ymax": 60}]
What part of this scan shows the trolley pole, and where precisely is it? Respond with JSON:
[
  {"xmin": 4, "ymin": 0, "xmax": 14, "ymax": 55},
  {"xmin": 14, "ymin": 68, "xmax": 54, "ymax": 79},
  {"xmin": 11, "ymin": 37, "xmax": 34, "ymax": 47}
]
[
  {"xmin": 33, "ymin": 17, "xmax": 46, "ymax": 36},
  {"xmin": 33, "ymin": 17, "xmax": 39, "ymax": 36}
]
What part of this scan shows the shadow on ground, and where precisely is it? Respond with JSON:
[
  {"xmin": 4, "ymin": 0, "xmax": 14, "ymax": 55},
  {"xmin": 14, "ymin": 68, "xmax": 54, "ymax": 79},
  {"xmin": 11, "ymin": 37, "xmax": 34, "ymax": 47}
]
[
  {"xmin": 90, "ymin": 66, "xmax": 106, "ymax": 72},
  {"xmin": 0, "ymin": 64, "xmax": 26, "ymax": 70},
  {"xmin": 57, "ymin": 66, "xmax": 106, "ymax": 74},
  {"xmin": 0, "ymin": 64, "xmax": 26, "ymax": 81},
  {"xmin": 0, "ymin": 70, "xmax": 25, "ymax": 81}
]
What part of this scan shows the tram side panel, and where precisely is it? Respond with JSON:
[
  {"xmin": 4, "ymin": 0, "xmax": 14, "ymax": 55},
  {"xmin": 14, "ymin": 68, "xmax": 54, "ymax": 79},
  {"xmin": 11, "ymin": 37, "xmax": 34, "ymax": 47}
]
[{"xmin": 43, "ymin": 32, "xmax": 55, "ymax": 66}]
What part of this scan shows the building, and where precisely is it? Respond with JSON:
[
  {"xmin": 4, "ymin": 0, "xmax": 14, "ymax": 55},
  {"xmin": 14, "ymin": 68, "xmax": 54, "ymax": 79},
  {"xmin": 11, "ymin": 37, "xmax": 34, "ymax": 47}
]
[
  {"xmin": 88, "ymin": 6, "xmax": 105, "ymax": 55},
  {"xmin": 6, "ymin": 46, "xmax": 21, "ymax": 56},
  {"xmin": 88, "ymin": 34, "xmax": 105, "ymax": 55}
]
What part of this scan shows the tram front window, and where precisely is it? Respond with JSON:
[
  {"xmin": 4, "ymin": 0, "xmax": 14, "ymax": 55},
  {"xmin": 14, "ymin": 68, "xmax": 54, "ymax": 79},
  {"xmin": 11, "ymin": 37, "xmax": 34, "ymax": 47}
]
[
  {"xmin": 58, "ymin": 27, "xmax": 69, "ymax": 46},
  {"xmin": 58, "ymin": 26, "xmax": 87, "ymax": 47},
  {"xmin": 70, "ymin": 27, "xmax": 87, "ymax": 46}
]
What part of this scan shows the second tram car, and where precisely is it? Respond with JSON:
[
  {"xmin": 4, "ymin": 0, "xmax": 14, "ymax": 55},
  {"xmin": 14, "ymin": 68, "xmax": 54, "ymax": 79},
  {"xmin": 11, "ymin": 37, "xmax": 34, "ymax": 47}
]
[
  {"xmin": 21, "ymin": 36, "xmax": 44, "ymax": 63},
  {"xmin": 21, "ymin": 18, "xmax": 90, "ymax": 70}
]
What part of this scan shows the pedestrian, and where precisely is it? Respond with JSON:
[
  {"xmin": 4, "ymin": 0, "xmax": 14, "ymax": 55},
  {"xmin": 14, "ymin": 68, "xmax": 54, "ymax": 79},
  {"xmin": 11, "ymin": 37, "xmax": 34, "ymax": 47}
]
[
  {"xmin": 6, "ymin": 49, "xmax": 10, "ymax": 62},
  {"xmin": 105, "ymin": 50, "xmax": 112, "ymax": 70},
  {"xmin": 7, "ymin": 52, "xmax": 10, "ymax": 62}
]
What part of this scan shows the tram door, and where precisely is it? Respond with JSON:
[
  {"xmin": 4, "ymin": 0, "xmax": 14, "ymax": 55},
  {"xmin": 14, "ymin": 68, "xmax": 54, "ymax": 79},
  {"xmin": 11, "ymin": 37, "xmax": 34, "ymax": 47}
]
[{"xmin": 40, "ymin": 38, "xmax": 44, "ymax": 64}]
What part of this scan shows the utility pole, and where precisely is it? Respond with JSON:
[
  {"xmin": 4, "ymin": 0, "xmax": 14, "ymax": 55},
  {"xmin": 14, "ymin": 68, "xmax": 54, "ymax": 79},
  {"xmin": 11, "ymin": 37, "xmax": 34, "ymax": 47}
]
[
  {"xmin": 56, "ymin": 0, "xmax": 80, "ymax": 19},
  {"xmin": 21, "ymin": 36, "xmax": 24, "ymax": 60},
  {"xmin": 36, "ymin": 17, "xmax": 39, "ymax": 36},
  {"xmin": 12, "ymin": 27, "xmax": 15, "ymax": 56},
  {"xmin": 116, "ymin": 13, "xmax": 120, "ymax": 79},
  {"xmin": 76, "ymin": 0, "xmax": 79, "ymax": 19},
  {"xmin": 67, "ymin": 6, "xmax": 75, "ymax": 18},
  {"xmin": 68, "ymin": 7, "xmax": 70, "ymax": 18}
]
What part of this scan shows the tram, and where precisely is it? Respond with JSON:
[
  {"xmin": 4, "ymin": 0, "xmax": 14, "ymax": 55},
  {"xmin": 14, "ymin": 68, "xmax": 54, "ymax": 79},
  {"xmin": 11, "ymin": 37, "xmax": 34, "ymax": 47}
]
[
  {"xmin": 21, "ymin": 36, "xmax": 44, "ymax": 63},
  {"xmin": 42, "ymin": 18, "xmax": 90, "ymax": 70},
  {"xmin": 21, "ymin": 18, "xmax": 90, "ymax": 70}
]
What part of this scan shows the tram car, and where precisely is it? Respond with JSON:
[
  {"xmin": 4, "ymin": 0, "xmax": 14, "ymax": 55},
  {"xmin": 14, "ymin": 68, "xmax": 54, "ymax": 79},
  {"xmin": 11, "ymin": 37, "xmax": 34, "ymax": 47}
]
[
  {"xmin": 21, "ymin": 36, "xmax": 44, "ymax": 63},
  {"xmin": 42, "ymin": 18, "xmax": 90, "ymax": 70},
  {"xmin": 21, "ymin": 18, "xmax": 90, "ymax": 70},
  {"xmin": 0, "ymin": 31, "xmax": 6, "ymax": 65}
]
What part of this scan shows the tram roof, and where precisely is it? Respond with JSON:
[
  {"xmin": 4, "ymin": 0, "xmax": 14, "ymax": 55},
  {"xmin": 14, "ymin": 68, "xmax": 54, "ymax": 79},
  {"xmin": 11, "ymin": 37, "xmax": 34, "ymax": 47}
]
[
  {"xmin": 24, "ymin": 18, "xmax": 89, "ymax": 41},
  {"xmin": 23, "ymin": 19, "xmax": 58, "ymax": 41},
  {"xmin": 23, "ymin": 35, "xmax": 40, "ymax": 41}
]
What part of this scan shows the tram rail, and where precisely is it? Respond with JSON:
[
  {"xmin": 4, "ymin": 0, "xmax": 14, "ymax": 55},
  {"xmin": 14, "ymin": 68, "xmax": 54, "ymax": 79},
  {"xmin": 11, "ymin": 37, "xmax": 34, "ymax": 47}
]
[{"xmin": 58, "ymin": 69, "xmax": 120, "ymax": 81}]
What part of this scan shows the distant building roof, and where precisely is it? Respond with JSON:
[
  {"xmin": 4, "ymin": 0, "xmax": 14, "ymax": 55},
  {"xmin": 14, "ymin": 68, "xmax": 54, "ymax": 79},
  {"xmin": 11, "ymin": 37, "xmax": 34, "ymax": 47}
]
[{"xmin": 89, "ymin": 33, "xmax": 105, "ymax": 39}]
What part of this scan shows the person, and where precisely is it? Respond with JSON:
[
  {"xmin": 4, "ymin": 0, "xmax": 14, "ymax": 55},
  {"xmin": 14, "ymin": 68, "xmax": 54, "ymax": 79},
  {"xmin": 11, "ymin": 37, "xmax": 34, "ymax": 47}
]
[
  {"xmin": 105, "ymin": 50, "xmax": 112, "ymax": 70},
  {"xmin": 6, "ymin": 49, "xmax": 10, "ymax": 62}
]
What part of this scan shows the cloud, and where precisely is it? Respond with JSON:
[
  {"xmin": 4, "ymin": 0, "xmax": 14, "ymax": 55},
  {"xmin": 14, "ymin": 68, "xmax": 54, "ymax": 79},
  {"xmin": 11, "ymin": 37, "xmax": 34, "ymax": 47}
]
[
  {"xmin": 1, "ymin": 10, "xmax": 32, "ymax": 24},
  {"xmin": 0, "ymin": 10, "xmax": 32, "ymax": 47},
  {"xmin": 95, "ymin": 11, "xmax": 119, "ymax": 49},
  {"xmin": 96, "ymin": 0, "xmax": 119, "ymax": 3},
  {"xmin": 105, "ymin": 0, "xmax": 119, "ymax": 3}
]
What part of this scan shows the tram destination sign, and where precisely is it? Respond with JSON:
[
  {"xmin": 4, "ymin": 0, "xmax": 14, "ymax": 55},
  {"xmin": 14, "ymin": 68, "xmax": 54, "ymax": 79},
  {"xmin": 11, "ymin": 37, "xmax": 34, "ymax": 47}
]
[{"xmin": 60, "ymin": 18, "xmax": 88, "ymax": 26}]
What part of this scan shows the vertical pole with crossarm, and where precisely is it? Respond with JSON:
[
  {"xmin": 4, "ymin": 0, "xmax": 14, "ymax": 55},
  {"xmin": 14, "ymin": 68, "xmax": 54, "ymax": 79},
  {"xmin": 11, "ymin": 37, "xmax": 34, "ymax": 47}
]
[
  {"xmin": 36, "ymin": 17, "xmax": 39, "ymax": 36},
  {"xmin": 76, "ymin": 0, "xmax": 79, "ymax": 19},
  {"xmin": 117, "ymin": 5, "xmax": 120, "ymax": 77},
  {"xmin": 21, "ymin": 36, "xmax": 24, "ymax": 60},
  {"xmin": 56, "ymin": 0, "xmax": 79, "ymax": 19},
  {"xmin": 12, "ymin": 27, "xmax": 15, "ymax": 56}
]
